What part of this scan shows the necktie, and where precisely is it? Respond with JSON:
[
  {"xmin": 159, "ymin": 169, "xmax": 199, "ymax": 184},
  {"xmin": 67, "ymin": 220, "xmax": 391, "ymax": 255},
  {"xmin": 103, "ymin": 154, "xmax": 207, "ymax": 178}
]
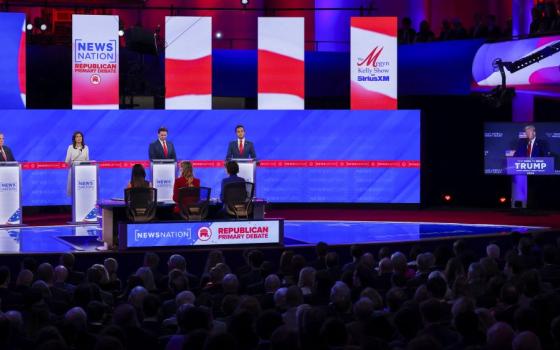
[
  {"xmin": 239, "ymin": 140, "xmax": 244, "ymax": 155},
  {"xmin": 163, "ymin": 141, "xmax": 168, "ymax": 158},
  {"xmin": 527, "ymin": 141, "xmax": 532, "ymax": 158},
  {"xmin": 0, "ymin": 148, "xmax": 6, "ymax": 161}
]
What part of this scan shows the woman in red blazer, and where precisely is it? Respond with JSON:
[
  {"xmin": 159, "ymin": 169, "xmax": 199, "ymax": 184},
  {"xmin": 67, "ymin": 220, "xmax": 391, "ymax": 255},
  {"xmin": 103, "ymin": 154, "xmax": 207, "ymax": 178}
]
[{"xmin": 173, "ymin": 161, "xmax": 200, "ymax": 213}]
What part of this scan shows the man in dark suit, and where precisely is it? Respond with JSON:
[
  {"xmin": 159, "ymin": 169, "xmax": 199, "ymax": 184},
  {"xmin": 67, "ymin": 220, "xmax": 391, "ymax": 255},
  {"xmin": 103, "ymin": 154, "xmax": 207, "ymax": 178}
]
[
  {"xmin": 220, "ymin": 161, "xmax": 245, "ymax": 201},
  {"xmin": 148, "ymin": 127, "xmax": 177, "ymax": 161},
  {"xmin": 225, "ymin": 125, "xmax": 256, "ymax": 160},
  {"xmin": 0, "ymin": 132, "xmax": 15, "ymax": 162},
  {"xmin": 514, "ymin": 125, "xmax": 549, "ymax": 158}
]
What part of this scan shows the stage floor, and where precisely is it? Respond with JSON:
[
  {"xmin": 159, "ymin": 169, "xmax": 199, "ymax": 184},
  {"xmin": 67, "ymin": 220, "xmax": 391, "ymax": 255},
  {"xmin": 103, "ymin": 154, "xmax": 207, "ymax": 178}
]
[{"xmin": 0, "ymin": 220, "xmax": 547, "ymax": 254}]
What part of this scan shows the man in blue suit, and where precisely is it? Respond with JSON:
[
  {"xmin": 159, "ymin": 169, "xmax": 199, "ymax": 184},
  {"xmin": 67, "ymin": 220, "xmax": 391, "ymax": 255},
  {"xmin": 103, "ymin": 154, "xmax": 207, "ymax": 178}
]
[
  {"xmin": 225, "ymin": 125, "xmax": 256, "ymax": 160},
  {"xmin": 220, "ymin": 161, "xmax": 245, "ymax": 202},
  {"xmin": 148, "ymin": 127, "xmax": 177, "ymax": 161},
  {"xmin": 514, "ymin": 125, "xmax": 549, "ymax": 158},
  {"xmin": 0, "ymin": 132, "xmax": 15, "ymax": 162}
]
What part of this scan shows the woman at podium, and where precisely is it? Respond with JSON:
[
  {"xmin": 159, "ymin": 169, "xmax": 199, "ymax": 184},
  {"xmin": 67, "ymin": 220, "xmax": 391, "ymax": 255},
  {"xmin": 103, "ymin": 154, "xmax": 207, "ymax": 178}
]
[{"xmin": 65, "ymin": 131, "xmax": 89, "ymax": 196}]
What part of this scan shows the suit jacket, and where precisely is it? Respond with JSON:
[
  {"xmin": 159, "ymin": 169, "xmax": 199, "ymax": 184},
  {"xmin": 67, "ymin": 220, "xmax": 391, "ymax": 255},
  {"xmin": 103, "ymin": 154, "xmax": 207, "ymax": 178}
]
[
  {"xmin": 148, "ymin": 140, "xmax": 176, "ymax": 160},
  {"xmin": 514, "ymin": 138, "xmax": 549, "ymax": 157},
  {"xmin": 226, "ymin": 140, "xmax": 256, "ymax": 159},
  {"xmin": 0, "ymin": 145, "xmax": 15, "ymax": 162},
  {"xmin": 220, "ymin": 174, "xmax": 245, "ymax": 201}
]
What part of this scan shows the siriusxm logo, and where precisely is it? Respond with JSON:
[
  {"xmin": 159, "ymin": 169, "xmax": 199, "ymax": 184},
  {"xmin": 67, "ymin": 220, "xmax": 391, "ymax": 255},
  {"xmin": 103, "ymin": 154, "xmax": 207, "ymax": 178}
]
[
  {"xmin": 358, "ymin": 76, "xmax": 390, "ymax": 82},
  {"xmin": 0, "ymin": 182, "xmax": 17, "ymax": 192},
  {"xmin": 356, "ymin": 46, "xmax": 391, "ymax": 82},
  {"xmin": 75, "ymin": 40, "xmax": 117, "ymax": 63}
]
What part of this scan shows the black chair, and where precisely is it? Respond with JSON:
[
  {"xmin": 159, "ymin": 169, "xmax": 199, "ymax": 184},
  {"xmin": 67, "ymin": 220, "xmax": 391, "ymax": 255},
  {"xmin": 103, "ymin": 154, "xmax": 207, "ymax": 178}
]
[
  {"xmin": 223, "ymin": 182, "xmax": 254, "ymax": 219},
  {"xmin": 177, "ymin": 186, "xmax": 211, "ymax": 221},
  {"xmin": 124, "ymin": 187, "xmax": 157, "ymax": 222}
]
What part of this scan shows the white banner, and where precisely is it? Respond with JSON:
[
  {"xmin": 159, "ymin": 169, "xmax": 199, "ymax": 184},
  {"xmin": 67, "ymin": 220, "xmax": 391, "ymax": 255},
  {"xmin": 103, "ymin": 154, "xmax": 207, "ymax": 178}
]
[
  {"xmin": 72, "ymin": 15, "xmax": 119, "ymax": 109},
  {"xmin": 0, "ymin": 163, "xmax": 21, "ymax": 225},
  {"xmin": 350, "ymin": 17, "xmax": 398, "ymax": 110},
  {"xmin": 258, "ymin": 17, "xmax": 305, "ymax": 110},
  {"xmin": 152, "ymin": 161, "xmax": 176, "ymax": 201},
  {"xmin": 72, "ymin": 162, "xmax": 98, "ymax": 222},
  {"xmin": 165, "ymin": 16, "xmax": 212, "ymax": 109}
]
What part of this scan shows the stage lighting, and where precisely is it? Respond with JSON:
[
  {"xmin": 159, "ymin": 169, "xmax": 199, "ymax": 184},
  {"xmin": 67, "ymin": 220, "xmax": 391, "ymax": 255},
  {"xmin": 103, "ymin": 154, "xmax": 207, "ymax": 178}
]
[
  {"xmin": 26, "ymin": 23, "xmax": 33, "ymax": 31},
  {"xmin": 499, "ymin": 197, "xmax": 507, "ymax": 203},
  {"xmin": 241, "ymin": 0, "xmax": 249, "ymax": 5},
  {"xmin": 40, "ymin": 24, "xmax": 47, "ymax": 31},
  {"xmin": 215, "ymin": 31, "xmax": 223, "ymax": 39},
  {"xmin": 443, "ymin": 194, "xmax": 452, "ymax": 202},
  {"xmin": 118, "ymin": 30, "xmax": 124, "ymax": 37}
]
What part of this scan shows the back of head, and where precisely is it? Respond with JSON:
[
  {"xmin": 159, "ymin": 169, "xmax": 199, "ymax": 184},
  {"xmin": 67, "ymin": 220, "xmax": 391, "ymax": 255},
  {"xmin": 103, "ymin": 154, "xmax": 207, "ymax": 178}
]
[
  {"xmin": 222, "ymin": 273, "xmax": 239, "ymax": 294},
  {"xmin": 248, "ymin": 250, "xmax": 264, "ymax": 268},
  {"xmin": 315, "ymin": 241, "xmax": 329, "ymax": 257},
  {"xmin": 378, "ymin": 257, "xmax": 393, "ymax": 274},
  {"xmin": 416, "ymin": 253, "xmax": 433, "ymax": 273},
  {"xmin": 391, "ymin": 251, "xmax": 408, "ymax": 274},
  {"xmin": 325, "ymin": 252, "xmax": 339, "ymax": 269},
  {"xmin": 350, "ymin": 245, "xmax": 364, "ymax": 259},
  {"xmin": 112, "ymin": 303, "xmax": 138, "ymax": 328},
  {"xmin": 37, "ymin": 263, "xmax": 54, "ymax": 284},
  {"xmin": 103, "ymin": 258, "xmax": 118, "ymax": 274},
  {"xmin": 176, "ymin": 290, "xmax": 196, "ymax": 307},
  {"xmin": 60, "ymin": 253, "xmax": 75, "ymax": 269},
  {"xmin": 226, "ymin": 161, "xmax": 239, "ymax": 175},
  {"xmin": 386, "ymin": 287, "xmax": 407, "ymax": 313},
  {"xmin": 486, "ymin": 322, "xmax": 514, "ymax": 350},
  {"xmin": 271, "ymin": 325, "xmax": 299, "ymax": 350},
  {"xmin": 128, "ymin": 286, "xmax": 148, "ymax": 309},
  {"xmin": 512, "ymin": 331, "xmax": 541, "ymax": 350},
  {"xmin": 264, "ymin": 274, "xmax": 281, "ymax": 293},
  {"xmin": 330, "ymin": 281, "xmax": 351, "ymax": 309},
  {"xmin": 285, "ymin": 285, "xmax": 303, "ymax": 308},
  {"xmin": 135, "ymin": 266, "xmax": 155, "ymax": 291},
  {"xmin": 360, "ymin": 287, "xmax": 383, "ymax": 310},
  {"xmin": 394, "ymin": 304, "xmax": 422, "ymax": 340},
  {"xmin": 142, "ymin": 294, "xmax": 161, "ymax": 318},
  {"xmin": 143, "ymin": 252, "xmax": 160, "ymax": 269},
  {"xmin": 65, "ymin": 306, "xmax": 87, "ymax": 331},
  {"xmin": 426, "ymin": 275, "xmax": 447, "ymax": 299},
  {"xmin": 54, "ymin": 265, "xmax": 68, "ymax": 283},
  {"xmin": 168, "ymin": 254, "xmax": 186, "ymax": 272},
  {"xmin": 487, "ymin": 244, "xmax": 501, "ymax": 260},
  {"xmin": 353, "ymin": 297, "xmax": 374, "ymax": 321}
]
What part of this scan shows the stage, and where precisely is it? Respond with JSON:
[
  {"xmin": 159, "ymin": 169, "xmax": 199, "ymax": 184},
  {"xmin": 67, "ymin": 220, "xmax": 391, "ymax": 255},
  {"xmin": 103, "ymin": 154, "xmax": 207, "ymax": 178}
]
[{"xmin": 0, "ymin": 208, "xmax": 556, "ymax": 254}]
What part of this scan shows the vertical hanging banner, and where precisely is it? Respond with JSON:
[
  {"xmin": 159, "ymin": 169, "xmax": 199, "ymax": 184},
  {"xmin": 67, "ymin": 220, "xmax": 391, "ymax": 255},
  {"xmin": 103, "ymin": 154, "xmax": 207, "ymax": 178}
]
[
  {"xmin": 0, "ymin": 13, "xmax": 26, "ymax": 109},
  {"xmin": 72, "ymin": 162, "xmax": 98, "ymax": 223},
  {"xmin": 0, "ymin": 163, "xmax": 22, "ymax": 225},
  {"xmin": 165, "ymin": 17, "xmax": 212, "ymax": 109},
  {"xmin": 351, "ymin": 17, "xmax": 398, "ymax": 110},
  {"xmin": 258, "ymin": 17, "xmax": 304, "ymax": 110},
  {"xmin": 72, "ymin": 15, "xmax": 119, "ymax": 109}
]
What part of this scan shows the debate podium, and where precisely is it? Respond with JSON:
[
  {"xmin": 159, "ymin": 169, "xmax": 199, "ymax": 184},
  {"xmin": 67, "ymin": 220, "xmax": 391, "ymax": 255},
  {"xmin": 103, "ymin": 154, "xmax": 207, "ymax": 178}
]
[
  {"xmin": 230, "ymin": 158, "xmax": 257, "ymax": 195},
  {"xmin": 71, "ymin": 161, "xmax": 99, "ymax": 223},
  {"xmin": 0, "ymin": 162, "xmax": 22, "ymax": 226},
  {"xmin": 151, "ymin": 159, "xmax": 176, "ymax": 202}
]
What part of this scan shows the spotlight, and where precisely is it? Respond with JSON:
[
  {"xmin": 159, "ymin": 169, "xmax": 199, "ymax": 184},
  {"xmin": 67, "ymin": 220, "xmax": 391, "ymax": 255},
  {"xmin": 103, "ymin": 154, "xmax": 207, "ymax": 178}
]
[
  {"xmin": 26, "ymin": 23, "xmax": 33, "ymax": 31},
  {"xmin": 215, "ymin": 31, "xmax": 222, "ymax": 39},
  {"xmin": 241, "ymin": 0, "xmax": 249, "ymax": 5},
  {"xmin": 443, "ymin": 194, "xmax": 452, "ymax": 202},
  {"xmin": 499, "ymin": 197, "xmax": 507, "ymax": 203},
  {"xmin": 40, "ymin": 24, "xmax": 47, "ymax": 31},
  {"xmin": 118, "ymin": 30, "xmax": 124, "ymax": 37}
]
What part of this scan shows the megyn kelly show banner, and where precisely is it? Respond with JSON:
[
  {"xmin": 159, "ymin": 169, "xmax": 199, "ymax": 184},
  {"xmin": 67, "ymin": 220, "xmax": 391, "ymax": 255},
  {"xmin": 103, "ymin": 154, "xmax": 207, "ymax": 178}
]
[
  {"xmin": 350, "ymin": 17, "xmax": 398, "ymax": 110},
  {"xmin": 72, "ymin": 15, "xmax": 119, "ymax": 109}
]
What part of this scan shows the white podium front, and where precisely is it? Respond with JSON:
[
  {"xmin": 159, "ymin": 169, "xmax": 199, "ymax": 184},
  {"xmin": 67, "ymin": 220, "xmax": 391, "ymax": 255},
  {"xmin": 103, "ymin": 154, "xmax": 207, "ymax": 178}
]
[
  {"xmin": 231, "ymin": 158, "xmax": 257, "ymax": 194},
  {"xmin": 151, "ymin": 160, "xmax": 176, "ymax": 202},
  {"xmin": 0, "ymin": 162, "xmax": 22, "ymax": 225},
  {"xmin": 72, "ymin": 161, "xmax": 99, "ymax": 223}
]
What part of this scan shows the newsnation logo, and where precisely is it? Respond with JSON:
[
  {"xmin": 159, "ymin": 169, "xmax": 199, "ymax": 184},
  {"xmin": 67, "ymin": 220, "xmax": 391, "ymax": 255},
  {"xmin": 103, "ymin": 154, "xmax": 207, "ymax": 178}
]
[
  {"xmin": 356, "ymin": 46, "xmax": 391, "ymax": 82},
  {"xmin": 0, "ymin": 182, "xmax": 17, "ymax": 193},
  {"xmin": 73, "ymin": 40, "xmax": 118, "ymax": 76}
]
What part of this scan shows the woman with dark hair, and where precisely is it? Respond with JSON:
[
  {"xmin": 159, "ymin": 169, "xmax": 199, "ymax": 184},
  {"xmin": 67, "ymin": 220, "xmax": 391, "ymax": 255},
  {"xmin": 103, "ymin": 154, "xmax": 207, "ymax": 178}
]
[
  {"xmin": 65, "ymin": 131, "xmax": 89, "ymax": 196},
  {"xmin": 127, "ymin": 164, "xmax": 150, "ymax": 188}
]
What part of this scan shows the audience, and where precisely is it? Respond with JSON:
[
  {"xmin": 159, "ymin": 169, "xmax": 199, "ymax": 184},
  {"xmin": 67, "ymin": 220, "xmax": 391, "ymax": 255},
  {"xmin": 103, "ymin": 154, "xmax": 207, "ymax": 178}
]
[{"xmin": 0, "ymin": 237, "xmax": 557, "ymax": 349}]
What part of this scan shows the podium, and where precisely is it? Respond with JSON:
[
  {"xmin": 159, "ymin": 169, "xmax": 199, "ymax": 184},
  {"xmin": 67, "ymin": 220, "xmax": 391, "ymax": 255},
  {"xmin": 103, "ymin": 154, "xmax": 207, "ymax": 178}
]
[
  {"xmin": 231, "ymin": 158, "xmax": 257, "ymax": 191},
  {"xmin": 0, "ymin": 162, "xmax": 22, "ymax": 225},
  {"xmin": 506, "ymin": 157, "xmax": 555, "ymax": 175},
  {"xmin": 151, "ymin": 159, "xmax": 176, "ymax": 202},
  {"xmin": 72, "ymin": 161, "xmax": 99, "ymax": 223}
]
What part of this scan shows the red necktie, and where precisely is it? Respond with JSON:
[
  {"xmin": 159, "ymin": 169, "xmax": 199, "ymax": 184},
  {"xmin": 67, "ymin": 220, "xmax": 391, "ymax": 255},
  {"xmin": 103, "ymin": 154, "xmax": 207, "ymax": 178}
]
[
  {"xmin": 163, "ymin": 141, "xmax": 168, "ymax": 158},
  {"xmin": 239, "ymin": 141, "xmax": 244, "ymax": 155},
  {"xmin": 0, "ymin": 148, "xmax": 6, "ymax": 161},
  {"xmin": 527, "ymin": 141, "xmax": 532, "ymax": 157}
]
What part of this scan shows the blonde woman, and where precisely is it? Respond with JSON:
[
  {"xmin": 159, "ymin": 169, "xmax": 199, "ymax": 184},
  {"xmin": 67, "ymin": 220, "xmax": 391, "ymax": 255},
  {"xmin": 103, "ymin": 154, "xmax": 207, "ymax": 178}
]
[{"xmin": 173, "ymin": 161, "xmax": 200, "ymax": 213}]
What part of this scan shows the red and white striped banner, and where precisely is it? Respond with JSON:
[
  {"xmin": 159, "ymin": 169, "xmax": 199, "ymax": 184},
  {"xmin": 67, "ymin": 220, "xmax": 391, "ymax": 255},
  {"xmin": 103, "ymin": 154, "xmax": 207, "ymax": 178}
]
[
  {"xmin": 258, "ymin": 17, "xmax": 304, "ymax": 110},
  {"xmin": 350, "ymin": 17, "xmax": 397, "ymax": 110},
  {"xmin": 20, "ymin": 160, "xmax": 419, "ymax": 170},
  {"xmin": 72, "ymin": 15, "xmax": 119, "ymax": 109},
  {"xmin": 165, "ymin": 17, "xmax": 212, "ymax": 109}
]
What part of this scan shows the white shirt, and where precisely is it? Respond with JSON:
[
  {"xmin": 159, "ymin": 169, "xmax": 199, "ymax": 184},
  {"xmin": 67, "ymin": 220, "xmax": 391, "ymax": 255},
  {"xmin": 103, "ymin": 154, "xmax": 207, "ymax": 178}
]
[
  {"xmin": 160, "ymin": 140, "xmax": 167, "ymax": 148},
  {"xmin": 527, "ymin": 138, "xmax": 535, "ymax": 157},
  {"xmin": 238, "ymin": 138, "xmax": 245, "ymax": 149}
]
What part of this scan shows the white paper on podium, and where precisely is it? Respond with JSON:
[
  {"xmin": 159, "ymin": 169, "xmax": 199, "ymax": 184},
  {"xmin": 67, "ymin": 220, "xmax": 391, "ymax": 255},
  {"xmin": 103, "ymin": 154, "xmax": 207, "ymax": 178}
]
[
  {"xmin": 238, "ymin": 162, "xmax": 255, "ymax": 184},
  {"xmin": 72, "ymin": 162, "xmax": 98, "ymax": 222},
  {"xmin": 0, "ymin": 163, "xmax": 22, "ymax": 225},
  {"xmin": 152, "ymin": 161, "xmax": 176, "ymax": 201}
]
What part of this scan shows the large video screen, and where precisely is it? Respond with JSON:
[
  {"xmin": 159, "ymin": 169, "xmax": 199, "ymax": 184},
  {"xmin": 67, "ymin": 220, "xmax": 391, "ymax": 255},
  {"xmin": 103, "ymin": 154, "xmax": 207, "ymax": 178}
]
[
  {"xmin": 1, "ymin": 110, "xmax": 420, "ymax": 205},
  {"xmin": 484, "ymin": 122, "xmax": 560, "ymax": 175}
]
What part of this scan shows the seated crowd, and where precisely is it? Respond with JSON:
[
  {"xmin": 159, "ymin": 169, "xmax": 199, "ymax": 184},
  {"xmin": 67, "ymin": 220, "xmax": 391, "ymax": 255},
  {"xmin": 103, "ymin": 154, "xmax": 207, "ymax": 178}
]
[{"xmin": 1, "ymin": 234, "xmax": 560, "ymax": 349}]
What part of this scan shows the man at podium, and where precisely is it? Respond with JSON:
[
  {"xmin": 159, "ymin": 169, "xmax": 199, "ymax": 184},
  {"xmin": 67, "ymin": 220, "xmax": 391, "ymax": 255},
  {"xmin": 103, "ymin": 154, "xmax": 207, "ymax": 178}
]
[
  {"xmin": 149, "ymin": 127, "xmax": 177, "ymax": 161},
  {"xmin": 513, "ymin": 125, "xmax": 549, "ymax": 158},
  {"xmin": 0, "ymin": 133, "xmax": 15, "ymax": 162},
  {"xmin": 226, "ymin": 125, "xmax": 256, "ymax": 160}
]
